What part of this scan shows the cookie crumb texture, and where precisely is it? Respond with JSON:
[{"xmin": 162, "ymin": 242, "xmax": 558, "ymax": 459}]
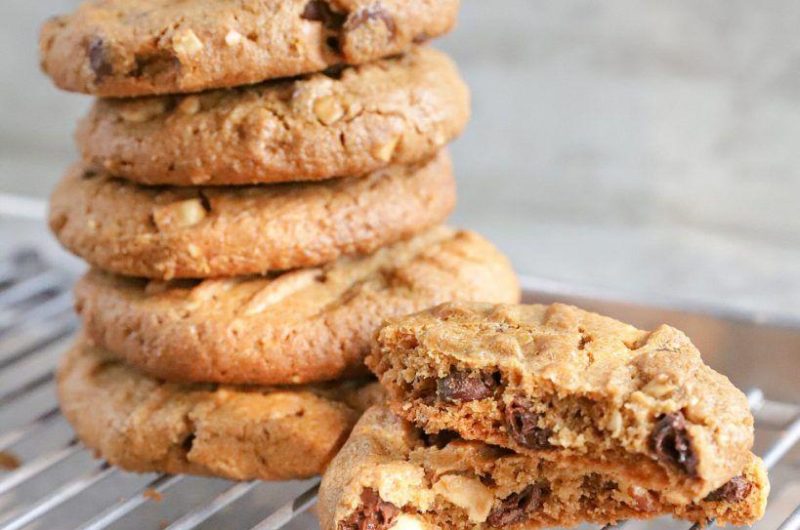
[
  {"xmin": 74, "ymin": 227, "xmax": 520, "ymax": 386},
  {"xmin": 77, "ymin": 48, "xmax": 469, "ymax": 185},
  {"xmin": 40, "ymin": 0, "xmax": 460, "ymax": 97},
  {"xmin": 49, "ymin": 151, "xmax": 455, "ymax": 279},
  {"xmin": 57, "ymin": 336, "xmax": 382, "ymax": 481},
  {"xmin": 317, "ymin": 407, "xmax": 768, "ymax": 530},
  {"xmin": 368, "ymin": 302, "xmax": 756, "ymax": 502}
]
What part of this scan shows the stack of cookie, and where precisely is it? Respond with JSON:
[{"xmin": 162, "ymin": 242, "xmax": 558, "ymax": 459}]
[
  {"xmin": 40, "ymin": 0, "xmax": 521, "ymax": 481},
  {"xmin": 320, "ymin": 301, "xmax": 769, "ymax": 528}
]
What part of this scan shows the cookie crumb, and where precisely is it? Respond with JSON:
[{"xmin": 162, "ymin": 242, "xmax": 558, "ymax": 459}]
[
  {"xmin": 0, "ymin": 451, "xmax": 20, "ymax": 471},
  {"xmin": 143, "ymin": 488, "xmax": 163, "ymax": 502}
]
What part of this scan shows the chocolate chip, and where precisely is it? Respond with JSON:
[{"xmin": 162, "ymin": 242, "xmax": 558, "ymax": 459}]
[
  {"xmin": 704, "ymin": 476, "xmax": 752, "ymax": 503},
  {"xmin": 486, "ymin": 484, "xmax": 548, "ymax": 527},
  {"xmin": 436, "ymin": 369, "xmax": 499, "ymax": 403},
  {"xmin": 88, "ymin": 37, "xmax": 113, "ymax": 80},
  {"xmin": 301, "ymin": 1, "xmax": 347, "ymax": 30},
  {"xmin": 650, "ymin": 412, "xmax": 698, "ymax": 476},
  {"xmin": 339, "ymin": 489, "xmax": 399, "ymax": 530},
  {"xmin": 344, "ymin": 4, "xmax": 397, "ymax": 36},
  {"xmin": 505, "ymin": 398, "xmax": 552, "ymax": 449}
]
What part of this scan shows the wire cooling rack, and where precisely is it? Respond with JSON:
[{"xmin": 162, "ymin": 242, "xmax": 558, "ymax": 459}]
[{"xmin": 0, "ymin": 244, "xmax": 798, "ymax": 530}]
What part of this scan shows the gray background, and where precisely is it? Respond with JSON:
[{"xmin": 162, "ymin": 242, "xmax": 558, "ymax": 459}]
[{"xmin": 1, "ymin": 0, "xmax": 799, "ymax": 319}]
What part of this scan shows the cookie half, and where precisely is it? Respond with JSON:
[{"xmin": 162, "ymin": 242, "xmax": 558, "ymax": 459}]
[
  {"xmin": 58, "ymin": 335, "xmax": 383, "ymax": 481},
  {"xmin": 77, "ymin": 48, "xmax": 469, "ymax": 186},
  {"xmin": 368, "ymin": 302, "xmax": 757, "ymax": 502},
  {"xmin": 75, "ymin": 227, "xmax": 521, "ymax": 386},
  {"xmin": 318, "ymin": 406, "xmax": 768, "ymax": 530},
  {"xmin": 50, "ymin": 152, "xmax": 455, "ymax": 279},
  {"xmin": 40, "ymin": 0, "xmax": 460, "ymax": 97}
]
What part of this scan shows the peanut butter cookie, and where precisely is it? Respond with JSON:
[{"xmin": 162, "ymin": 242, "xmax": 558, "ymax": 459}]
[
  {"xmin": 318, "ymin": 406, "xmax": 768, "ymax": 529},
  {"xmin": 76, "ymin": 48, "xmax": 468, "ymax": 185},
  {"xmin": 58, "ymin": 335, "xmax": 383, "ymax": 481},
  {"xmin": 50, "ymin": 152, "xmax": 455, "ymax": 279},
  {"xmin": 40, "ymin": 0, "xmax": 460, "ymax": 97},
  {"xmin": 368, "ymin": 302, "xmax": 758, "ymax": 502},
  {"xmin": 75, "ymin": 228, "xmax": 521, "ymax": 386}
]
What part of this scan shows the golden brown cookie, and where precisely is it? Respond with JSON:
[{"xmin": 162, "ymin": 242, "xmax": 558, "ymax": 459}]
[
  {"xmin": 317, "ymin": 406, "xmax": 768, "ymax": 530},
  {"xmin": 76, "ymin": 48, "xmax": 469, "ymax": 186},
  {"xmin": 49, "ymin": 152, "xmax": 455, "ymax": 280},
  {"xmin": 40, "ymin": 0, "xmax": 460, "ymax": 97},
  {"xmin": 368, "ymin": 302, "xmax": 757, "ymax": 503},
  {"xmin": 75, "ymin": 227, "xmax": 521, "ymax": 386},
  {"xmin": 58, "ymin": 335, "xmax": 383, "ymax": 481}
]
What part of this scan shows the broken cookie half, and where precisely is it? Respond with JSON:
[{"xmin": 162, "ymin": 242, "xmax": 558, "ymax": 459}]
[
  {"xmin": 368, "ymin": 301, "xmax": 760, "ymax": 503},
  {"xmin": 318, "ymin": 406, "xmax": 768, "ymax": 530}
]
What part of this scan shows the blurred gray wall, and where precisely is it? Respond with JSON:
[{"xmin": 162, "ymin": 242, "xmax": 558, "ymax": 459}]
[{"xmin": 2, "ymin": 0, "xmax": 799, "ymax": 317}]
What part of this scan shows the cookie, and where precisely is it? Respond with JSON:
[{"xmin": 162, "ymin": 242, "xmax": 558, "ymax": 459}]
[
  {"xmin": 40, "ymin": 0, "xmax": 460, "ymax": 97},
  {"xmin": 317, "ymin": 406, "xmax": 768, "ymax": 530},
  {"xmin": 57, "ymin": 335, "xmax": 383, "ymax": 481},
  {"xmin": 74, "ymin": 227, "xmax": 521, "ymax": 386},
  {"xmin": 368, "ymin": 302, "xmax": 756, "ymax": 502},
  {"xmin": 49, "ymin": 152, "xmax": 455, "ymax": 280},
  {"xmin": 76, "ymin": 48, "xmax": 469, "ymax": 186}
]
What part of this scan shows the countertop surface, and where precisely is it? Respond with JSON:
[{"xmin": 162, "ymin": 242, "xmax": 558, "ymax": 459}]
[{"xmin": 2, "ymin": 0, "xmax": 799, "ymax": 319}]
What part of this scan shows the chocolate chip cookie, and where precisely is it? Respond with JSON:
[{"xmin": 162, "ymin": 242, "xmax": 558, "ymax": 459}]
[
  {"xmin": 75, "ymin": 228, "xmax": 521, "ymax": 386},
  {"xmin": 40, "ymin": 0, "xmax": 460, "ymax": 97},
  {"xmin": 76, "ymin": 48, "xmax": 468, "ymax": 186},
  {"xmin": 318, "ymin": 406, "xmax": 768, "ymax": 529},
  {"xmin": 58, "ymin": 335, "xmax": 384, "ymax": 481},
  {"xmin": 368, "ymin": 302, "xmax": 757, "ymax": 502},
  {"xmin": 50, "ymin": 152, "xmax": 455, "ymax": 280}
]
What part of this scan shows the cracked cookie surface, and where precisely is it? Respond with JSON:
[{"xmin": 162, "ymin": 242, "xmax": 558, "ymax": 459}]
[
  {"xmin": 40, "ymin": 0, "xmax": 460, "ymax": 97},
  {"xmin": 58, "ymin": 335, "xmax": 384, "ymax": 481},
  {"xmin": 368, "ymin": 302, "xmax": 757, "ymax": 502},
  {"xmin": 76, "ymin": 48, "xmax": 468, "ymax": 186},
  {"xmin": 50, "ymin": 152, "xmax": 455, "ymax": 279},
  {"xmin": 318, "ymin": 406, "xmax": 768, "ymax": 529},
  {"xmin": 75, "ymin": 227, "xmax": 520, "ymax": 386}
]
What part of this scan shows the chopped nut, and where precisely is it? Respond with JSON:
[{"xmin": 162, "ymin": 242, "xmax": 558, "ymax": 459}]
[
  {"xmin": 372, "ymin": 134, "xmax": 400, "ymax": 162},
  {"xmin": 313, "ymin": 95, "xmax": 344, "ymax": 125},
  {"xmin": 432, "ymin": 475, "xmax": 493, "ymax": 523},
  {"xmin": 119, "ymin": 99, "xmax": 167, "ymax": 123},
  {"xmin": 224, "ymin": 30, "xmax": 243, "ymax": 46},
  {"xmin": 391, "ymin": 514, "xmax": 429, "ymax": 530},
  {"xmin": 241, "ymin": 269, "xmax": 323, "ymax": 315},
  {"xmin": 172, "ymin": 29, "xmax": 204, "ymax": 56},
  {"xmin": 608, "ymin": 410, "xmax": 623, "ymax": 437},
  {"xmin": 177, "ymin": 96, "xmax": 201, "ymax": 116},
  {"xmin": 642, "ymin": 374, "xmax": 675, "ymax": 398},
  {"xmin": 152, "ymin": 198, "xmax": 207, "ymax": 230}
]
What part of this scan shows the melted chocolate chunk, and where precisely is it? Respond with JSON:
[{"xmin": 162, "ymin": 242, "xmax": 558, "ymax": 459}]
[
  {"xmin": 436, "ymin": 369, "xmax": 499, "ymax": 403},
  {"xmin": 339, "ymin": 489, "xmax": 399, "ymax": 530},
  {"xmin": 88, "ymin": 37, "xmax": 113, "ymax": 80},
  {"xmin": 650, "ymin": 412, "xmax": 698, "ymax": 476},
  {"xmin": 505, "ymin": 398, "xmax": 552, "ymax": 449},
  {"xmin": 345, "ymin": 4, "xmax": 397, "ymax": 36},
  {"xmin": 486, "ymin": 484, "xmax": 548, "ymax": 527},
  {"xmin": 704, "ymin": 476, "xmax": 752, "ymax": 503},
  {"xmin": 301, "ymin": 1, "xmax": 347, "ymax": 30}
]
